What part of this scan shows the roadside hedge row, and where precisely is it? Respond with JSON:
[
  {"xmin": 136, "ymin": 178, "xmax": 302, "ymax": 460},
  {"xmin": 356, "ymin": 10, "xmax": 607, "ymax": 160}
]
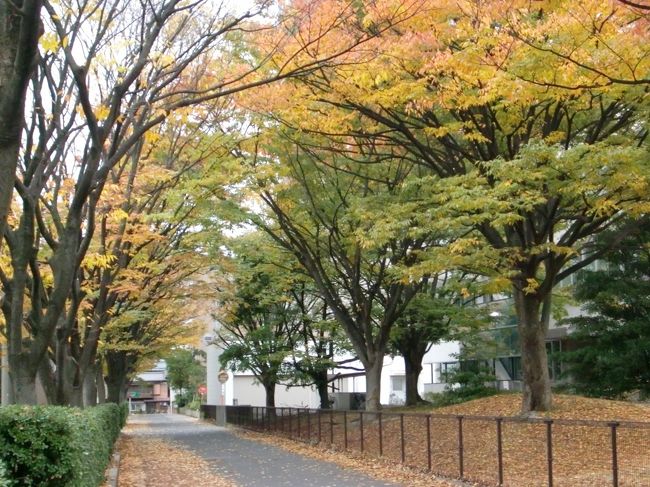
[{"xmin": 0, "ymin": 403, "xmax": 127, "ymax": 487}]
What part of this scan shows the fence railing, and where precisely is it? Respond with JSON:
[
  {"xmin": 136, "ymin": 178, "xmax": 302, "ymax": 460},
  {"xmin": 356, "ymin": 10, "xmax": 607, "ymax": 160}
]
[{"xmin": 222, "ymin": 405, "xmax": 650, "ymax": 487}]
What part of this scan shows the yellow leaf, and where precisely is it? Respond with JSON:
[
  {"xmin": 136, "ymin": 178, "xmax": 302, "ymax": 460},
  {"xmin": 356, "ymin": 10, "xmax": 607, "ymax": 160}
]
[
  {"xmin": 94, "ymin": 105, "xmax": 110, "ymax": 121},
  {"xmin": 40, "ymin": 32, "xmax": 60, "ymax": 53}
]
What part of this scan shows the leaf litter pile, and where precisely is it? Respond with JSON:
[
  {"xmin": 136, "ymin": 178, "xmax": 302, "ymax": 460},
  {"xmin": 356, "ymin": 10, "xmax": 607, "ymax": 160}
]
[
  {"xmin": 110, "ymin": 422, "xmax": 237, "ymax": 487},
  {"xmin": 233, "ymin": 394, "xmax": 650, "ymax": 487}
]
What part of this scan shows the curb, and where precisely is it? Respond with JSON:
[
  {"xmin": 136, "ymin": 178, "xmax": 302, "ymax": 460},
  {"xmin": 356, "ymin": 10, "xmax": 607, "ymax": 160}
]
[{"xmin": 106, "ymin": 452, "xmax": 120, "ymax": 487}]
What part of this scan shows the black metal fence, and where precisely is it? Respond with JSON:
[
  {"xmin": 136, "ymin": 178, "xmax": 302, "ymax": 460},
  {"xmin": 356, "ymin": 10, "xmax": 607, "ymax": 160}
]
[{"xmin": 223, "ymin": 405, "xmax": 650, "ymax": 487}]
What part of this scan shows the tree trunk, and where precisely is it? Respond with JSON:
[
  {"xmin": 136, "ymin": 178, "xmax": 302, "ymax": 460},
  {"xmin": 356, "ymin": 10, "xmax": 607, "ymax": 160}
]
[
  {"xmin": 83, "ymin": 362, "xmax": 98, "ymax": 407},
  {"xmin": 0, "ymin": 0, "xmax": 43, "ymax": 247},
  {"xmin": 403, "ymin": 349, "xmax": 425, "ymax": 406},
  {"xmin": 105, "ymin": 351, "xmax": 130, "ymax": 404},
  {"xmin": 96, "ymin": 364, "xmax": 106, "ymax": 404},
  {"xmin": 0, "ymin": 139, "xmax": 19, "ymax": 247},
  {"xmin": 316, "ymin": 376, "xmax": 330, "ymax": 409},
  {"xmin": 106, "ymin": 376, "xmax": 127, "ymax": 404},
  {"xmin": 37, "ymin": 359, "xmax": 58, "ymax": 405},
  {"xmin": 11, "ymin": 365, "xmax": 37, "ymax": 404},
  {"xmin": 514, "ymin": 289, "xmax": 552, "ymax": 413},
  {"xmin": 263, "ymin": 381, "xmax": 276, "ymax": 408},
  {"xmin": 393, "ymin": 331, "xmax": 428, "ymax": 407},
  {"xmin": 364, "ymin": 357, "xmax": 383, "ymax": 411}
]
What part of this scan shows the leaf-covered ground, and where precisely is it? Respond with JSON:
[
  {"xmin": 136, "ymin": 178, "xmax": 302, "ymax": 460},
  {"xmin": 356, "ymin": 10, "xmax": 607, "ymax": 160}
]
[
  {"xmin": 110, "ymin": 422, "xmax": 237, "ymax": 487},
  {"xmin": 234, "ymin": 429, "xmax": 469, "ymax": 487},
  {"xmin": 431, "ymin": 393, "xmax": 650, "ymax": 421},
  {"xmin": 234, "ymin": 394, "xmax": 650, "ymax": 487}
]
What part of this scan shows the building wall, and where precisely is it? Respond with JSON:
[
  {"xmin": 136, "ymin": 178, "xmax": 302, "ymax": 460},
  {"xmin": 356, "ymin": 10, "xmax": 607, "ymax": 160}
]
[
  {"xmin": 328, "ymin": 341, "xmax": 463, "ymax": 406},
  {"xmin": 231, "ymin": 375, "xmax": 320, "ymax": 408}
]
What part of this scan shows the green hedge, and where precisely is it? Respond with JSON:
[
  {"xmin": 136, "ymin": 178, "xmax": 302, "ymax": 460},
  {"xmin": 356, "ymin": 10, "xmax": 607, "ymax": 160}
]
[
  {"xmin": 0, "ymin": 460, "xmax": 10, "ymax": 487},
  {"xmin": 0, "ymin": 403, "xmax": 126, "ymax": 487}
]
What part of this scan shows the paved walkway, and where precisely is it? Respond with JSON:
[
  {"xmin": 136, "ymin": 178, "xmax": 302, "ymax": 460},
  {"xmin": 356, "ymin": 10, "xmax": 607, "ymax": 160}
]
[{"xmin": 125, "ymin": 413, "xmax": 400, "ymax": 487}]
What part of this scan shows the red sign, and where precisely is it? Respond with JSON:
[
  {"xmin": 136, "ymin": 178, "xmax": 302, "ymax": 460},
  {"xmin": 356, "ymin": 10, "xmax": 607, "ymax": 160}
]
[{"xmin": 198, "ymin": 385, "xmax": 207, "ymax": 395}]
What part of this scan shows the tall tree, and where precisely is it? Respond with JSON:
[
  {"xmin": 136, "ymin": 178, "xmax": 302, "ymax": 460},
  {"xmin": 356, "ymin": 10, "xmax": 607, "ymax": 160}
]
[
  {"xmin": 562, "ymin": 222, "xmax": 650, "ymax": 398},
  {"xmin": 234, "ymin": 134, "xmax": 434, "ymax": 411},
  {"xmin": 216, "ymin": 237, "xmax": 301, "ymax": 409},
  {"xmin": 390, "ymin": 274, "xmax": 488, "ymax": 406},
  {"xmin": 1, "ymin": 0, "xmax": 412, "ymax": 404},
  {"xmin": 165, "ymin": 347, "xmax": 206, "ymax": 405},
  {"xmin": 256, "ymin": 0, "xmax": 650, "ymax": 412},
  {"xmin": 282, "ymin": 279, "xmax": 357, "ymax": 409}
]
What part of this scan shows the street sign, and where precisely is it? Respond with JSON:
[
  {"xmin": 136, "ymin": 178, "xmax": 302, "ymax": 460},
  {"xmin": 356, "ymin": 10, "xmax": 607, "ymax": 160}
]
[{"xmin": 218, "ymin": 370, "xmax": 229, "ymax": 383}]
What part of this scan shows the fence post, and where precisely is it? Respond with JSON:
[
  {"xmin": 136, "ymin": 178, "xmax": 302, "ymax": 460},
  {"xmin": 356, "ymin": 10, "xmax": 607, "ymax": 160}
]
[
  {"xmin": 343, "ymin": 410, "xmax": 348, "ymax": 450},
  {"xmin": 359, "ymin": 412, "xmax": 364, "ymax": 453},
  {"xmin": 318, "ymin": 409, "xmax": 322, "ymax": 443},
  {"xmin": 329, "ymin": 409, "xmax": 334, "ymax": 445},
  {"xmin": 545, "ymin": 420, "xmax": 553, "ymax": 487},
  {"xmin": 306, "ymin": 408, "xmax": 311, "ymax": 442},
  {"xmin": 289, "ymin": 408, "xmax": 293, "ymax": 440},
  {"xmin": 458, "ymin": 416, "xmax": 464, "ymax": 478},
  {"xmin": 426, "ymin": 415, "xmax": 432, "ymax": 472},
  {"xmin": 379, "ymin": 412, "xmax": 383, "ymax": 457},
  {"xmin": 400, "ymin": 413, "xmax": 405, "ymax": 464},
  {"xmin": 610, "ymin": 422, "xmax": 619, "ymax": 487},
  {"xmin": 297, "ymin": 408, "xmax": 301, "ymax": 440},
  {"xmin": 496, "ymin": 418, "xmax": 503, "ymax": 486}
]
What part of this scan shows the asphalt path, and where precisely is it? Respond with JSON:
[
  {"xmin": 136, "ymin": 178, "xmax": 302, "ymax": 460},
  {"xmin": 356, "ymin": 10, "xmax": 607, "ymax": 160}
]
[{"xmin": 126, "ymin": 413, "xmax": 400, "ymax": 487}]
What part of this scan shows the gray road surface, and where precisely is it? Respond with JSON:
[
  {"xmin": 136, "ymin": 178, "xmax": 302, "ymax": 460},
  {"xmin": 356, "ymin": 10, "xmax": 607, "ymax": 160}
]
[{"xmin": 126, "ymin": 413, "xmax": 400, "ymax": 487}]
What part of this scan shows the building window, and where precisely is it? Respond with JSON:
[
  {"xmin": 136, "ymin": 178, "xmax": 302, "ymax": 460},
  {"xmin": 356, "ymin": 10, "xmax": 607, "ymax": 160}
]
[
  {"xmin": 497, "ymin": 356, "xmax": 522, "ymax": 381},
  {"xmin": 391, "ymin": 375, "xmax": 405, "ymax": 392}
]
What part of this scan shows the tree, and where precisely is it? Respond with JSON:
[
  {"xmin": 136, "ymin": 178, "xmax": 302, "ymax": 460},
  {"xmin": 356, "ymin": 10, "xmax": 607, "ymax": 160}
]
[
  {"xmin": 390, "ymin": 274, "xmax": 488, "ymax": 406},
  {"xmin": 165, "ymin": 348, "xmax": 206, "ymax": 406},
  {"xmin": 561, "ymin": 222, "xmax": 650, "ymax": 398},
  {"xmin": 233, "ymin": 133, "xmax": 434, "ymax": 411},
  {"xmin": 1, "ymin": 0, "xmax": 417, "ymax": 405},
  {"xmin": 256, "ymin": 0, "xmax": 650, "ymax": 412},
  {"xmin": 282, "ymin": 280, "xmax": 357, "ymax": 409},
  {"xmin": 216, "ymin": 236, "xmax": 300, "ymax": 409}
]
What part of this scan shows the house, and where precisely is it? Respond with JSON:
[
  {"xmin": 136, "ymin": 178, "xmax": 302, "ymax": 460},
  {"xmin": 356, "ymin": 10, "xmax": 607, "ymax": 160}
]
[{"xmin": 126, "ymin": 360, "xmax": 173, "ymax": 413}]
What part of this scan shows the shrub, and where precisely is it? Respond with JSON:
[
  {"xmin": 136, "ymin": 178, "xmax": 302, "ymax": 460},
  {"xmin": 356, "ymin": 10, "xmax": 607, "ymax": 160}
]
[
  {"xmin": 0, "ymin": 460, "xmax": 10, "ymax": 487},
  {"xmin": 187, "ymin": 398, "xmax": 202, "ymax": 411},
  {"xmin": 0, "ymin": 403, "xmax": 125, "ymax": 487},
  {"xmin": 424, "ymin": 366, "xmax": 499, "ymax": 407}
]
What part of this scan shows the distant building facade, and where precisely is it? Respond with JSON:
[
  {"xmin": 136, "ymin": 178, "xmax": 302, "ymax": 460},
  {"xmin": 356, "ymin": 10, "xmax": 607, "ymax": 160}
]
[{"xmin": 126, "ymin": 360, "xmax": 172, "ymax": 413}]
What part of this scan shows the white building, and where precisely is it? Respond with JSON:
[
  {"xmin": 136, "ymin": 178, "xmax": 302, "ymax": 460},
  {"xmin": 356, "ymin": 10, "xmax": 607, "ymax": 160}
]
[{"xmin": 204, "ymin": 320, "xmax": 461, "ymax": 409}]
